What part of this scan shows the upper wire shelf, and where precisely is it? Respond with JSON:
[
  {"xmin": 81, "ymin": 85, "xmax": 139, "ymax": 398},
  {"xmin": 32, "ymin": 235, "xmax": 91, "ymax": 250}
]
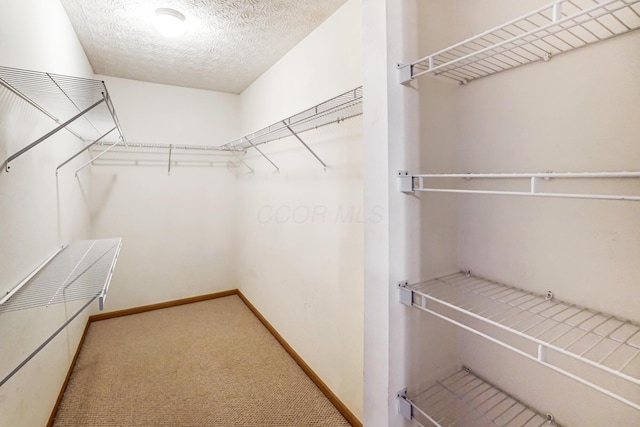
[
  {"xmin": 398, "ymin": 368, "xmax": 558, "ymax": 427},
  {"xmin": 223, "ymin": 86, "xmax": 362, "ymax": 151},
  {"xmin": 398, "ymin": 0, "xmax": 640, "ymax": 84},
  {"xmin": 87, "ymin": 87, "xmax": 363, "ymax": 173},
  {"xmin": 400, "ymin": 272, "xmax": 640, "ymax": 412},
  {"xmin": 0, "ymin": 66, "xmax": 125, "ymax": 171}
]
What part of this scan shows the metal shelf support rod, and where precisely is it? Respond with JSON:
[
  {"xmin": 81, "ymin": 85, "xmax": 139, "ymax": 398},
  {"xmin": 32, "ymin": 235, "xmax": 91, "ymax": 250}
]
[
  {"xmin": 283, "ymin": 121, "xmax": 327, "ymax": 171},
  {"xmin": 168, "ymin": 144, "xmax": 173, "ymax": 176},
  {"xmin": 99, "ymin": 240, "xmax": 122, "ymax": 311},
  {"xmin": 0, "ymin": 246, "xmax": 65, "ymax": 306},
  {"xmin": 246, "ymin": 137, "xmax": 279, "ymax": 173},
  {"xmin": 0, "ymin": 295, "xmax": 97, "ymax": 388},
  {"xmin": 56, "ymin": 127, "xmax": 117, "ymax": 174},
  {"xmin": 74, "ymin": 140, "xmax": 119, "ymax": 176},
  {"xmin": 232, "ymin": 152, "xmax": 254, "ymax": 174},
  {"xmin": 5, "ymin": 98, "xmax": 105, "ymax": 172}
]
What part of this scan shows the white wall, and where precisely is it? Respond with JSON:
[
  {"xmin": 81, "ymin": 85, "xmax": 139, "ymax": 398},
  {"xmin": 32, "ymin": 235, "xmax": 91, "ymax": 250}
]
[
  {"xmin": 409, "ymin": 0, "xmax": 640, "ymax": 425},
  {"xmin": 90, "ymin": 76, "xmax": 241, "ymax": 311},
  {"xmin": 237, "ymin": 0, "xmax": 364, "ymax": 420},
  {"xmin": 0, "ymin": 0, "xmax": 96, "ymax": 425}
]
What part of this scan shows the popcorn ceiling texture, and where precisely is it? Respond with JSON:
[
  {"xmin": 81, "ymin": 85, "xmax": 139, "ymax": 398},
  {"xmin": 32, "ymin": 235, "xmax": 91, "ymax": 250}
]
[{"xmin": 60, "ymin": 0, "xmax": 348, "ymax": 93}]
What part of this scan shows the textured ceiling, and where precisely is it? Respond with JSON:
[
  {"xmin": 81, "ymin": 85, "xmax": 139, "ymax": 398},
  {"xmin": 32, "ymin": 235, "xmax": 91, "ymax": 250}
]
[{"xmin": 60, "ymin": 0, "xmax": 348, "ymax": 94}]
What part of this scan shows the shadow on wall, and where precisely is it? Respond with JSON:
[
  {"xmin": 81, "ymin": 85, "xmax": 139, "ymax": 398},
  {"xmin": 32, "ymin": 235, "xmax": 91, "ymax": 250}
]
[{"xmin": 89, "ymin": 173, "xmax": 117, "ymax": 224}]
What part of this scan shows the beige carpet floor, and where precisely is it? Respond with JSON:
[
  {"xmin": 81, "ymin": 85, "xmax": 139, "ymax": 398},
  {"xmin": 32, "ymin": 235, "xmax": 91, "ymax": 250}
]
[{"xmin": 53, "ymin": 295, "xmax": 350, "ymax": 426}]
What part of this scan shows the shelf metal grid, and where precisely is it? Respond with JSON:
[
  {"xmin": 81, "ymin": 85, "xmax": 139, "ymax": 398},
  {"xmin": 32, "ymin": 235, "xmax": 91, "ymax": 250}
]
[
  {"xmin": 400, "ymin": 272, "xmax": 640, "ymax": 411},
  {"xmin": 398, "ymin": 0, "xmax": 640, "ymax": 84},
  {"xmin": 0, "ymin": 66, "xmax": 125, "ymax": 171},
  {"xmin": 399, "ymin": 368, "xmax": 557, "ymax": 427}
]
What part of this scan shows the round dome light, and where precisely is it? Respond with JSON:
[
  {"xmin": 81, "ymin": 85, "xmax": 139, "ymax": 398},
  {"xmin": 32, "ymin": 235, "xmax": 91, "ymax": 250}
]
[{"xmin": 153, "ymin": 8, "xmax": 186, "ymax": 38}]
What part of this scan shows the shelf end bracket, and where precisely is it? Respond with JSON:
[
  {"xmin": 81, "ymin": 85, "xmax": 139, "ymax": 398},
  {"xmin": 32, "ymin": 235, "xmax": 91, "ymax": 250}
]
[
  {"xmin": 397, "ymin": 170, "xmax": 414, "ymax": 193},
  {"xmin": 397, "ymin": 63, "xmax": 413, "ymax": 85},
  {"xmin": 398, "ymin": 281, "xmax": 412, "ymax": 306},
  {"xmin": 397, "ymin": 388, "xmax": 413, "ymax": 420}
]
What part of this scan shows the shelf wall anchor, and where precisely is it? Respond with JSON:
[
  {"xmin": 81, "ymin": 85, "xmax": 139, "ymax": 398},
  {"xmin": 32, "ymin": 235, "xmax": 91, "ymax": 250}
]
[
  {"xmin": 396, "ymin": 63, "xmax": 413, "ymax": 85},
  {"xmin": 398, "ymin": 281, "xmax": 412, "ymax": 306},
  {"xmin": 397, "ymin": 170, "xmax": 414, "ymax": 193},
  {"xmin": 282, "ymin": 121, "xmax": 327, "ymax": 171},
  {"xmin": 397, "ymin": 388, "xmax": 412, "ymax": 420}
]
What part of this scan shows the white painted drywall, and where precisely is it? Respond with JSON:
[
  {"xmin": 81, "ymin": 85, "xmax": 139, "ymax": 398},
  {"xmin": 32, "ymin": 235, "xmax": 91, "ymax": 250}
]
[
  {"xmin": 236, "ymin": 0, "xmax": 364, "ymax": 419},
  {"xmin": 89, "ymin": 76, "xmax": 241, "ymax": 311},
  {"xmin": 409, "ymin": 0, "xmax": 640, "ymax": 425},
  {"xmin": 0, "ymin": 0, "xmax": 96, "ymax": 425}
]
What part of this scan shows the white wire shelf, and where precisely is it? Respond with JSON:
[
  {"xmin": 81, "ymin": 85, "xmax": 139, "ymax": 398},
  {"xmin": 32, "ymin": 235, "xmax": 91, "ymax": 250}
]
[
  {"xmin": 400, "ymin": 272, "xmax": 640, "ymax": 411},
  {"xmin": 0, "ymin": 65, "xmax": 125, "ymax": 171},
  {"xmin": 398, "ymin": 368, "xmax": 558, "ymax": 427},
  {"xmin": 224, "ymin": 86, "xmax": 362, "ymax": 151},
  {"xmin": 0, "ymin": 238, "xmax": 122, "ymax": 314},
  {"xmin": 82, "ymin": 141, "xmax": 239, "ymax": 173},
  {"xmin": 85, "ymin": 88, "xmax": 363, "ymax": 173},
  {"xmin": 222, "ymin": 86, "xmax": 362, "ymax": 172},
  {"xmin": 0, "ymin": 238, "xmax": 122, "ymax": 387},
  {"xmin": 398, "ymin": 170, "xmax": 640, "ymax": 201},
  {"xmin": 398, "ymin": 0, "xmax": 640, "ymax": 84}
]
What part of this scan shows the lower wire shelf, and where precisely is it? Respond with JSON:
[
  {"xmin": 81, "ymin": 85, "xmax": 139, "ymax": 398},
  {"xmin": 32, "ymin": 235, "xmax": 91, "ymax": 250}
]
[
  {"xmin": 400, "ymin": 272, "xmax": 640, "ymax": 412},
  {"xmin": 398, "ymin": 368, "xmax": 557, "ymax": 427}
]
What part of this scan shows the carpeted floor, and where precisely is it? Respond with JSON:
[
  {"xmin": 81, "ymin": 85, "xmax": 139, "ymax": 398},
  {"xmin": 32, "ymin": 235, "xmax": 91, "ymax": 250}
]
[{"xmin": 53, "ymin": 295, "xmax": 350, "ymax": 426}]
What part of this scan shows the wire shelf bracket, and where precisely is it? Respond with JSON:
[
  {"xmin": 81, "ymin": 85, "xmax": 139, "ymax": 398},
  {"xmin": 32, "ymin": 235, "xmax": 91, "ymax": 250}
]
[
  {"xmin": 397, "ymin": 171, "xmax": 640, "ymax": 201},
  {"xmin": 398, "ymin": 368, "xmax": 559, "ymax": 426},
  {"xmin": 0, "ymin": 66, "xmax": 126, "ymax": 172},
  {"xmin": 398, "ymin": 0, "xmax": 640, "ymax": 84},
  {"xmin": 400, "ymin": 272, "xmax": 640, "ymax": 412}
]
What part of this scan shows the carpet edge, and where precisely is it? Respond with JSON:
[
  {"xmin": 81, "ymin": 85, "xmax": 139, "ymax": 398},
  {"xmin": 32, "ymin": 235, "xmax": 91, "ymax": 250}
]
[{"xmin": 237, "ymin": 290, "xmax": 363, "ymax": 427}]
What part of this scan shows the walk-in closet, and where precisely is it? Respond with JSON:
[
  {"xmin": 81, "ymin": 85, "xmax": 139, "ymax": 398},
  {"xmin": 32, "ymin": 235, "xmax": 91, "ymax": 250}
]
[{"xmin": 1, "ymin": 0, "xmax": 639, "ymax": 426}]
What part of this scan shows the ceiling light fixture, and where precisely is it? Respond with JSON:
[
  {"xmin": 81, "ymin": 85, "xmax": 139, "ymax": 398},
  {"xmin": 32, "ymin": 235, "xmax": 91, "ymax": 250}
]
[{"xmin": 153, "ymin": 8, "xmax": 186, "ymax": 38}]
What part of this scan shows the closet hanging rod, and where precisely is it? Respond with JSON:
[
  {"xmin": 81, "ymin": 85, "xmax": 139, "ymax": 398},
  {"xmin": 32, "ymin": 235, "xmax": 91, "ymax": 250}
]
[
  {"xmin": 414, "ymin": 171, "xmax": 640, "ymax": 179},
  {"xmin": 94, "ymin": 141, "xmax": 241, "ymax": 152}
]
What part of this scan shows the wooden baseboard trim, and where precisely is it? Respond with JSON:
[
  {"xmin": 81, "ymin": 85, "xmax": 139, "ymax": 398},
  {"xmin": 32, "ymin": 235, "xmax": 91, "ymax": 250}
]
[
  {"xmin": 47, "ymin": 318, "xmax": 92, "ymax": 427},
  {"xmin": 88, "ymin": 289, "xmax": 238, "ymax": 322},
  {"xmin": 237, "ymin": 291, "xmax": 362, "ymax": 427}
]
